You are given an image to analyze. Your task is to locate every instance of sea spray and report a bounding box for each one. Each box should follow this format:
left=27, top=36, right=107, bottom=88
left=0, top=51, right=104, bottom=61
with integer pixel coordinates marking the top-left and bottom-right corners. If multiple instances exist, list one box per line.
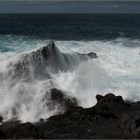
left=0, top=37, right=140, bottom=122
left=0, top=41, right=97, bottom=122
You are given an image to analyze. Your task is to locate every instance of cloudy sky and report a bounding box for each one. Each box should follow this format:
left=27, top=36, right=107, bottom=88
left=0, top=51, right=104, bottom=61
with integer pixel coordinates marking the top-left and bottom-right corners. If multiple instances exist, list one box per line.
left=0, top=0, right=140, bottom=13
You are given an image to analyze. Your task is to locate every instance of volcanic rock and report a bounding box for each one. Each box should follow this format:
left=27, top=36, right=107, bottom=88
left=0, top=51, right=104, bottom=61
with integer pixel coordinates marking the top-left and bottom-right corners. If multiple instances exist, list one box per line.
left=9, top=41, right=98, bottom=81
left=0, top=120, right=38, bottom=139
left=1, top=93, right=140, bottom=139
left=47, top=88, right=78, bottom=111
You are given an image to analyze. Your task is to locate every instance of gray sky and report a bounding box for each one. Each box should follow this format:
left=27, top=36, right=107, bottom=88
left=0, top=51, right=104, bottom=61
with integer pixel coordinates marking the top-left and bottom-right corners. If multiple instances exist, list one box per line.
left=0, top=0, right=140, bottom=13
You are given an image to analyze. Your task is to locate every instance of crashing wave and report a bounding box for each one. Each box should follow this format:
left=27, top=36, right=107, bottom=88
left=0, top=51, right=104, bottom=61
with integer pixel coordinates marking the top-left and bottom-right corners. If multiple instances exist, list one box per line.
left=8, top=41, right=97, bottom=81
left=0, top=41, right=97, bottom=122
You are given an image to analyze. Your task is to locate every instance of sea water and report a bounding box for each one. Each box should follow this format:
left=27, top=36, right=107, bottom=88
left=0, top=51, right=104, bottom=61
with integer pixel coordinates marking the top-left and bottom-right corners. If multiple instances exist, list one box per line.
left=0, top=14, right=140, bottom=122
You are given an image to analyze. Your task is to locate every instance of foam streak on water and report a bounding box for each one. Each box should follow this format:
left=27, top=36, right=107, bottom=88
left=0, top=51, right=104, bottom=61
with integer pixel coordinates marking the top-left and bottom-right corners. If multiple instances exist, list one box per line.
left=0, top=35, right=140, bottom=122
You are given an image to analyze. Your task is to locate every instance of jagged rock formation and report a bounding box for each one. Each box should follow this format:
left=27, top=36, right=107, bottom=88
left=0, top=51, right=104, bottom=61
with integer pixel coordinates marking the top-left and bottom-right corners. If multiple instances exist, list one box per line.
left=49, top=88, right=78, bottom=110
left=8, top=41, right=97, bottom=81
left=1, top=93, right=140, bottom=139
left=45, top=88, right=78, bottom=113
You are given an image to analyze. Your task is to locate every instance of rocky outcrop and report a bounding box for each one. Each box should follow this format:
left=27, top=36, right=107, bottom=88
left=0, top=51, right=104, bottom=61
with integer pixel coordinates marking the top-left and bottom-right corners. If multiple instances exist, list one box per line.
left=1, top=93, right=140, bottom=139
left=45, top=88, right=78, bottom=112
left=50, top=88, right=78, bottom=110
left=76, top=52, right=98, bottom=59
left=0, top=121, right=38, bottom=139
left=9, top=41, right=97, bottom=81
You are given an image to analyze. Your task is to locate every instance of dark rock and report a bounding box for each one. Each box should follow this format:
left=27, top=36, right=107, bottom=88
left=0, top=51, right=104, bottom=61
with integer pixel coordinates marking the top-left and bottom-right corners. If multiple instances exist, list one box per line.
left=9, top=41, right=97, bottom=81
left=96, top=93, right=125, bottom=106
left=51, top=88, right=64, bottom=101
left=50, top=88, right=78, bottom=110
left=76, top=51, right=98, bottom=59
left=94, top=93, right=128, bottom=120
left=96, top=94, right=103, bottom=102
left=39, top=118, right=45, bottom=123
left=0, top=116, right=3, bottom=123
left=115, top=96, right=125, bottom=104
left=48, top=40, right=55, bottom=48
left=104, top=93, right=115, bottom=98
left=1, top=93, right=140, bottom=139
left=0, top=120, right=38, bottom=139
left=40, top=41, right=57, bottom=58
left=87, top=52, right=98, bottom=58
left=36, top=93, right=140, bottom=139
left=135, top=118, right=140, bottom=128
left=0, top=130, right=6, bottom=139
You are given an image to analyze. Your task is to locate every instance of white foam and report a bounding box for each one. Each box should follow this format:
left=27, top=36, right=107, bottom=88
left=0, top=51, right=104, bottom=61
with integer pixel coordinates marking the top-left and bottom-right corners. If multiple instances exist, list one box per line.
left=0, top=36, right=140, bottom=122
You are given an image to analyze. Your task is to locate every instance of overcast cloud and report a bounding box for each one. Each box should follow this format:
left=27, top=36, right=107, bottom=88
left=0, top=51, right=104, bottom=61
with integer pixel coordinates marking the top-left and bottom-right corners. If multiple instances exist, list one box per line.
left=0, top=0, right=140, bottom=13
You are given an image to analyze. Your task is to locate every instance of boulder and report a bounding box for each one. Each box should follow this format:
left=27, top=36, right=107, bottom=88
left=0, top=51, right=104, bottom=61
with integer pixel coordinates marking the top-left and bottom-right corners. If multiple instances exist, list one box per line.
left=0, top=120, right=38, bottom=139
left=50, top=88, right=78, bottom=110
left=9, top=41, right=98, bottom=81
left=87, top=52, right=98, bottom=58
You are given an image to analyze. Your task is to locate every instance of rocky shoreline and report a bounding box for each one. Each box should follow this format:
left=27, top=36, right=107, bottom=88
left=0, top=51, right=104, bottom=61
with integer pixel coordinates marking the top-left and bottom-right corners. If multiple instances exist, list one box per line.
left=0, top=91, right=140, bottom=139
left=0, top=41, right=139, bottom=139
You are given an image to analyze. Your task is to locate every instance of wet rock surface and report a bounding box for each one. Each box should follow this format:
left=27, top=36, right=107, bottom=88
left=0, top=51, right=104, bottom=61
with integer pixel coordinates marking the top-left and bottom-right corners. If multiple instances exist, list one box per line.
left=1, top=93, right=140, bottom=139
left=9, top=41, right=97, bottom=82
left=50, top=88, right=78, bottom=110
left=45, top=88, right=78, bottom=113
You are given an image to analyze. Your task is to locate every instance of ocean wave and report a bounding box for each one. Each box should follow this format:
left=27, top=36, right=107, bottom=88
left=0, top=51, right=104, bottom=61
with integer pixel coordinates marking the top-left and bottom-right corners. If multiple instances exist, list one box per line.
left=0, top=40, right=97, bottom=122
left=0, top=36, right=140, bottom=122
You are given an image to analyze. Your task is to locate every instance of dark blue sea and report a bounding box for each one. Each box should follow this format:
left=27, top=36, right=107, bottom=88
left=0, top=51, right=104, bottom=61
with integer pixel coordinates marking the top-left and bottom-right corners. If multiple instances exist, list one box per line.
left=0, top=14, right=140, bottom=40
